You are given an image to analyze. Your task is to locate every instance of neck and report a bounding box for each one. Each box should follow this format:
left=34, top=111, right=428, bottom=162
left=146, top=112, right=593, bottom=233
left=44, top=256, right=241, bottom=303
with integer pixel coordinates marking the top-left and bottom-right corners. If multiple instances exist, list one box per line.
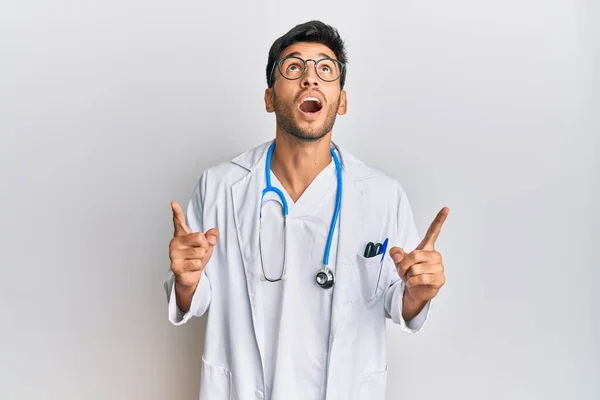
left=270, top=130, right=333, bottom=202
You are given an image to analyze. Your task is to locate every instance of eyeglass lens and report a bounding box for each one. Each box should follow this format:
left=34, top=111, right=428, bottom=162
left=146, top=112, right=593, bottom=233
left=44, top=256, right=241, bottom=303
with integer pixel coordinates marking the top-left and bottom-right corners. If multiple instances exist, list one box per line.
left=278, top=57, right=342, bottom=82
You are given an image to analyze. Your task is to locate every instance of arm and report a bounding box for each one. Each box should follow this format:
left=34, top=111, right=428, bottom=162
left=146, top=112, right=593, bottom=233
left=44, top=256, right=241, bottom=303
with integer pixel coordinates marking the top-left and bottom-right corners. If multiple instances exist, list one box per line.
left=384, top=184, right=431, bottom=333
left=385, top=183, right=447, bottom=333
left=164, top=172, right=217, bottom=325
left=164, top=268, right=212, bottom=325
left=390, top=205, right=448, bottom=331
left=385, top=279, right=432, bottom=334
left=402, top=290, right=429, bottom=321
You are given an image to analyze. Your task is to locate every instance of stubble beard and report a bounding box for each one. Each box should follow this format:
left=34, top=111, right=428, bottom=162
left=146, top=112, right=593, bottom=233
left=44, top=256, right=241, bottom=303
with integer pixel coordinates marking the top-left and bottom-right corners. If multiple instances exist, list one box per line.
left=273, top=91, right=339, bottom=143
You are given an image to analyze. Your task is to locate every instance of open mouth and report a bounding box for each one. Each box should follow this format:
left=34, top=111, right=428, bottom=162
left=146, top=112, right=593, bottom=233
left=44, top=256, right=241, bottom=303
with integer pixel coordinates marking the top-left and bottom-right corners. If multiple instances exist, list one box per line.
left=299, top=96, right=323, bottom=114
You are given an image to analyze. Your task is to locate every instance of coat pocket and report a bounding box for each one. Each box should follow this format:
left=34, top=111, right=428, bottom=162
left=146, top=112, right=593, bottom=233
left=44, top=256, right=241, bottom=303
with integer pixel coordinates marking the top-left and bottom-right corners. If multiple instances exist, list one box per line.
left=355, top=253, right=388, bottom=304
left=359, top=367, right=388, bottom=400
left=199, top=356, right=232, bottom=400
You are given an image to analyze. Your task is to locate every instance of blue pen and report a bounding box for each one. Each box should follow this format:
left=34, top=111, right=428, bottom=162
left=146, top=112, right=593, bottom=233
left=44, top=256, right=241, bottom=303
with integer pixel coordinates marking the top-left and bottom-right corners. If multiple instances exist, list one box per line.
left=379, top=238, right=389, bottom=262
left=374, top=238, right=389, bottom=295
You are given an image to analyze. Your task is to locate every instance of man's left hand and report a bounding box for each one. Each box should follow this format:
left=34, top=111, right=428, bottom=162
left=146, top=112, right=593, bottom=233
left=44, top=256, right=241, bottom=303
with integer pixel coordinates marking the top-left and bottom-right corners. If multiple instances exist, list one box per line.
left=390, top=207, right=449, bottom=303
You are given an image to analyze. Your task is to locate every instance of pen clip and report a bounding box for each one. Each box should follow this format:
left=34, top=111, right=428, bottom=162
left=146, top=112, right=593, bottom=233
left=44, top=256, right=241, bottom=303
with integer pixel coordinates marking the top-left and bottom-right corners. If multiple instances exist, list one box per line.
left=379, top=238, right=389, bottom=263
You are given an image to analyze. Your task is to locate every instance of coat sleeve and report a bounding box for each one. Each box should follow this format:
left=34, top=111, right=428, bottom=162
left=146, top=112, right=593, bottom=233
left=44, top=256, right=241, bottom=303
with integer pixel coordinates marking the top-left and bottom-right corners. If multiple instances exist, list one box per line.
left=164, top=171, right=212, bottom=325
left=384, top=182, right=432, bottom=334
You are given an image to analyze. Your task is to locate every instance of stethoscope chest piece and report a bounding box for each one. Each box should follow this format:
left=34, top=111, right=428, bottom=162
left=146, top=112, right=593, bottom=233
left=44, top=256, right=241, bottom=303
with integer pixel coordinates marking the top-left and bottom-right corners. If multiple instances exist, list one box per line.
left=315, top=268, right=335, bottom=289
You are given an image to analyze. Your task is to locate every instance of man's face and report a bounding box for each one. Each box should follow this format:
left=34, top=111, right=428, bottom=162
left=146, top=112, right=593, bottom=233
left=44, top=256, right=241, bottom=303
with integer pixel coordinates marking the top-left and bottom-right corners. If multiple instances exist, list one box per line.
left=265, top=42, right=347, bottom=143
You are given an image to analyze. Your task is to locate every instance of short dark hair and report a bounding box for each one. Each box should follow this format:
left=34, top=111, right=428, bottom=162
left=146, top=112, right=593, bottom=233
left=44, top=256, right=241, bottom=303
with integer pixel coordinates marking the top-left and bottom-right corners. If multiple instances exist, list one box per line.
left=266, top=20, right=348, bottom=89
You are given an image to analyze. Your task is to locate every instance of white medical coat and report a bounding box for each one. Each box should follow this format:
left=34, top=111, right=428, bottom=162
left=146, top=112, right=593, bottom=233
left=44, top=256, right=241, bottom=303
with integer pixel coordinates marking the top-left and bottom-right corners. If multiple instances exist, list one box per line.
left=259, top=158, right=339, bottom=400
left=165, top=140, right=432, bottom=400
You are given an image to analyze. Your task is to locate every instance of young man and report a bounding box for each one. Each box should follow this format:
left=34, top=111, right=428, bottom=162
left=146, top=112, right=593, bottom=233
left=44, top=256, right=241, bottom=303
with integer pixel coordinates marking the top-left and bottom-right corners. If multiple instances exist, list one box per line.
left=166, top=20, right=448, bottom=400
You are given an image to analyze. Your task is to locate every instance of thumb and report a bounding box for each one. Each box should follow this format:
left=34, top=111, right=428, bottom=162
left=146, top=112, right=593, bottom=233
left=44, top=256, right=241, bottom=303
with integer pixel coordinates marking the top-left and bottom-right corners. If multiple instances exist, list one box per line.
left=389, top=246, right=407, bottom=264
left=390, top=247, right=411, bottom=280
left=205, top=228, right=220, bottom=246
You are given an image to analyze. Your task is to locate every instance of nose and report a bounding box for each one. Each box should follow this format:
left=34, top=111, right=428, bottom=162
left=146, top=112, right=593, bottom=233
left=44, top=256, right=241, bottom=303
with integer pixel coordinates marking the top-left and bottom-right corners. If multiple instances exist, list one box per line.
left=300, top=60, right=319, bottom=87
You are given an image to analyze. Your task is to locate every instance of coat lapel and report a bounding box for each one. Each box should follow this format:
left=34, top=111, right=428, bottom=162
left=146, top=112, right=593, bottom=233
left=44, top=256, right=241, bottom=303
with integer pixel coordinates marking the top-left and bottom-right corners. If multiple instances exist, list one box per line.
left=230, top=141, right=272, bottom=377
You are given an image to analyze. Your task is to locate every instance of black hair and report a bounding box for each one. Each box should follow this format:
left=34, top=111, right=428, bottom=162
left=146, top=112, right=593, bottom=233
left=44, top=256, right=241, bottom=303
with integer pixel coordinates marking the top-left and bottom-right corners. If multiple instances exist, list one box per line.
left=266, top=20, right=348, bottom=89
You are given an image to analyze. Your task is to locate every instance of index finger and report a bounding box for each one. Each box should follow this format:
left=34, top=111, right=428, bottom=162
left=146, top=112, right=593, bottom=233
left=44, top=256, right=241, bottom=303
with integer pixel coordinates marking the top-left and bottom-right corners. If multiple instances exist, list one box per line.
left=417, top=206, right=449, bottom=251
left=171, top=201, right=191, bottom=237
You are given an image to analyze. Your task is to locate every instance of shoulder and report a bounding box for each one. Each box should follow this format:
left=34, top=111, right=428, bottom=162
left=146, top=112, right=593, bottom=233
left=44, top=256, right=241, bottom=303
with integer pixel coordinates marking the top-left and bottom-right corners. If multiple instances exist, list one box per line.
left=336, top=144, right=408, bottom=200
left=192, top=141, right=271, bottom=193
left=338, top=144, right=420, bottom=247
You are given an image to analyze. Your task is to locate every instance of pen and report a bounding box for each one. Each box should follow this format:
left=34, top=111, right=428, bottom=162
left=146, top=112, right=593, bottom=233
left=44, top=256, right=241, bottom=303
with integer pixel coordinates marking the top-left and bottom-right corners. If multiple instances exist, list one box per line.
left=379, top=238, right=388, bottom=262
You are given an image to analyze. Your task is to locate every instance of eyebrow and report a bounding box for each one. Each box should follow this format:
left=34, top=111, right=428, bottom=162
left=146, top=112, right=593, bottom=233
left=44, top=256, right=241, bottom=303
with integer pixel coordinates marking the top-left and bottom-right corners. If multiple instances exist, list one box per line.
left=283, top=51, right=336, bottom=60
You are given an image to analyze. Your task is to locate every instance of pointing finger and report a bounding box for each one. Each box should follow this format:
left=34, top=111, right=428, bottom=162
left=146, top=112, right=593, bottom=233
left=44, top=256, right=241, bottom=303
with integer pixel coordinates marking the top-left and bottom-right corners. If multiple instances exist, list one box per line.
left=417, top=207, right=449, bottom=251
left=171, top=201, right=190, bottom=237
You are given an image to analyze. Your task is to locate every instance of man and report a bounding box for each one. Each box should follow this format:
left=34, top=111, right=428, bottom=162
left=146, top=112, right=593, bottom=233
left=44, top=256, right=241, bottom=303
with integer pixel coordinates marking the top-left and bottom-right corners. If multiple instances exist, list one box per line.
left=166, top=20, right=448, bottom=400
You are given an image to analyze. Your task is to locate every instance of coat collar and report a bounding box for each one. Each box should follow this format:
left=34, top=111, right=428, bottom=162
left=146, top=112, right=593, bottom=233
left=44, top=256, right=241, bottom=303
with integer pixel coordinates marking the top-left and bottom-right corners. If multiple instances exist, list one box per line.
left=230, top=139, right=374, bottom=182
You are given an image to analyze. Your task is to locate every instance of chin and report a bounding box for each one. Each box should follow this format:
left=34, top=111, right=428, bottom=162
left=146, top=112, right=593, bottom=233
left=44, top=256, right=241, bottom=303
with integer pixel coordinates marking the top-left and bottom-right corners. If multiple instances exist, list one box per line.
left=286, top=125, right=330, bottom=143
left=276, top=106, right=337, bottom=143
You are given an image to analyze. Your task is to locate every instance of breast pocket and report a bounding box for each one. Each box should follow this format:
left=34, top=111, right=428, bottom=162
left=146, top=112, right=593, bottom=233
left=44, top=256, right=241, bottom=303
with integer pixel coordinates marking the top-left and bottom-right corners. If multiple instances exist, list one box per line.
left=355, top=253, right=388, bottom=305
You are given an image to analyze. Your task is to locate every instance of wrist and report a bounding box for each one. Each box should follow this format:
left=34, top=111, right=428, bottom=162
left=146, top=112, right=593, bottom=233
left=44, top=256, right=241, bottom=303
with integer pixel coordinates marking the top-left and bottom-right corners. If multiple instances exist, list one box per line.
left=174, top=278, right=199, bottom=314
left=175, top=278, right=199, bottom=295
left=402, top=288, right=427, bottom=320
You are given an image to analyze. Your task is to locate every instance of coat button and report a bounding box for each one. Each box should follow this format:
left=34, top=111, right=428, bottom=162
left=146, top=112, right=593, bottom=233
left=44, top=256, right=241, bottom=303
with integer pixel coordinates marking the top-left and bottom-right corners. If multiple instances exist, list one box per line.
left=255, top=390, right=264, bottom=399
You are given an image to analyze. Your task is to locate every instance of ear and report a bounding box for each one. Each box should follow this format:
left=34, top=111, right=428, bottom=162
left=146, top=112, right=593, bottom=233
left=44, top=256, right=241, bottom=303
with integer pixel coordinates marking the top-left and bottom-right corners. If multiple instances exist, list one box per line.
left=337, top=90, right=347, bottom=115
left=264, top=88, right=275, bottom=113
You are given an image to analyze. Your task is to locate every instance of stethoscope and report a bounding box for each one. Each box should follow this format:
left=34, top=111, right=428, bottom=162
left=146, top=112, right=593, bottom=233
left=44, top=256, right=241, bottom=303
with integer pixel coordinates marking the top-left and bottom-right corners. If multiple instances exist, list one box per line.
left=259, top=141, right=342, bottom=289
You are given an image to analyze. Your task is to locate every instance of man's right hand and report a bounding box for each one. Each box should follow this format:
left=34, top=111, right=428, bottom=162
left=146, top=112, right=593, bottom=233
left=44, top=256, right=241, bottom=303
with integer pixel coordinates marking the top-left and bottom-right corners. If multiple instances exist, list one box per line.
left=169, top=201, right=219, bottom=297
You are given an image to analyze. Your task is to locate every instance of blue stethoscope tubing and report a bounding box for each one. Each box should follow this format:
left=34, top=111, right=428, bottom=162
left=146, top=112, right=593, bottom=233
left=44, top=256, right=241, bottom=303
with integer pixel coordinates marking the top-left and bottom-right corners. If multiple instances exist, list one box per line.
left=259, top=140, right=343, bottom=287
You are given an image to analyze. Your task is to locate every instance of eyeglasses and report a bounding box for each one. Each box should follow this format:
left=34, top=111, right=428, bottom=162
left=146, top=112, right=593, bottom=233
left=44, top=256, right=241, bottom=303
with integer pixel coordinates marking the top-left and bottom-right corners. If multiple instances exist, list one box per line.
left=270, top=56, right=345, bottom=86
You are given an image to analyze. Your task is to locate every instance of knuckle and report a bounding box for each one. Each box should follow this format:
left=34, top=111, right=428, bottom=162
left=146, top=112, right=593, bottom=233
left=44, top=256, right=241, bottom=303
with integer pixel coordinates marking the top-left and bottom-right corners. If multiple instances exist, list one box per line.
left=194, top=247, right=207, bottom=259
left=171, top=260, right=183, bottom=274
left=412, top=250, right=424, bottom=263
left=195, top=260, right=205, bottom=271
left=409, top=265, right=419, bottom=276
left=401, top=264, right=411, bottom=275
left=169, top=250, right=179, bottom=264
left=185, top=259, right=201, bottom=271
left=407, top=252, right=417, bottom=263
left=195, top=232, right=207, bottom=246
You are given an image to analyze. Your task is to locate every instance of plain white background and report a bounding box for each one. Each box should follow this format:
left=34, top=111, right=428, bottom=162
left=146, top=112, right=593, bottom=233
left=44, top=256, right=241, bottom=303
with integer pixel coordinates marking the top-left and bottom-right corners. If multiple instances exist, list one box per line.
left=1, top=1, right=598, bottom=399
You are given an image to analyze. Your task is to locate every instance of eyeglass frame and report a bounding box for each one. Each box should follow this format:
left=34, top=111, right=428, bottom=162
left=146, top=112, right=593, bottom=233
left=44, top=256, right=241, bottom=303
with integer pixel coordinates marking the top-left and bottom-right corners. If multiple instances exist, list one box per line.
left=268, top=56, right=346, bottom=88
